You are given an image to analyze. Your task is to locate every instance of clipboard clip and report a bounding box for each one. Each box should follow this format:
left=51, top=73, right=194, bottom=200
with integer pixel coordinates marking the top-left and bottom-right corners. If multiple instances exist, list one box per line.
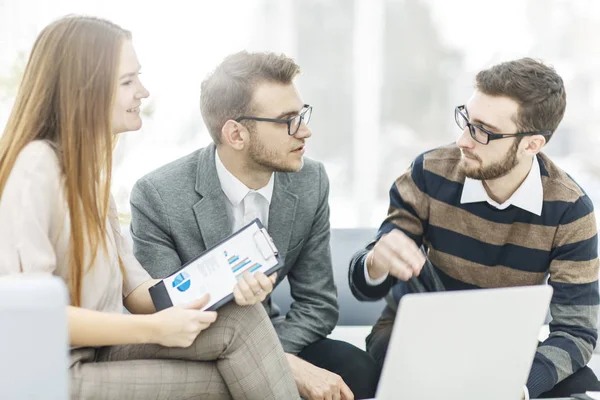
left=253, top=227, right=279, bottom=259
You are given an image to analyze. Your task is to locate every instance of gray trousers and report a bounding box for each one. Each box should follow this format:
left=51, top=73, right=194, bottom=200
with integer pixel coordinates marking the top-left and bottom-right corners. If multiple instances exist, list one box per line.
left=69, top=302, right=300, bottom=400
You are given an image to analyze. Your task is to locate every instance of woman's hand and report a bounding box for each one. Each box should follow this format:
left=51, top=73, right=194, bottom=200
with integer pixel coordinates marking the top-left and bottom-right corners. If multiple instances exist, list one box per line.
left=149, top=294, right=217, bottom=347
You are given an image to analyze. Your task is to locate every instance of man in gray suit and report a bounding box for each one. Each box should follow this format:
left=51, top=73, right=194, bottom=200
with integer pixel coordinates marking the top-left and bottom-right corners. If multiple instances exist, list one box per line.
left=130, top=51, right=378, bottom=400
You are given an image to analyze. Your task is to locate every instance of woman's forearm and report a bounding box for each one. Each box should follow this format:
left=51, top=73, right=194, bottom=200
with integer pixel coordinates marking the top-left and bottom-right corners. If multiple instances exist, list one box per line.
left=124, top=279, right=160, bottom=315
left=68, top=306, right=156, bottom=347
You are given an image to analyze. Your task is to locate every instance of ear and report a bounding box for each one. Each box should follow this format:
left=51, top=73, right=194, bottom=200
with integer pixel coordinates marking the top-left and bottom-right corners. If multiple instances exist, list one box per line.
left=522, top=134, right=546, bottom=155
left=221, top=120, right=249, bottom=150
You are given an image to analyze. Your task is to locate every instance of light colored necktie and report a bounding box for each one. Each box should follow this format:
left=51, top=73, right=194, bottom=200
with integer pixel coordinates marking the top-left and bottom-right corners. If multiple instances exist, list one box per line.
left=242, top=191, right=262, bottom=226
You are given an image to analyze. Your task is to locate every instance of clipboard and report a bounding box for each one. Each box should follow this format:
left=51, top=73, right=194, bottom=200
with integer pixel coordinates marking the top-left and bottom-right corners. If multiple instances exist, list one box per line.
left=149, top=219, right=281, bottom=312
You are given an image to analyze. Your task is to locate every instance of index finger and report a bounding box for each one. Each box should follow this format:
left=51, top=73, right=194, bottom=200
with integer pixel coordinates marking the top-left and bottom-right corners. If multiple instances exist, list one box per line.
left=403, top=245, right=426, bottom=275
left=340, top=381, right=354, bottom=400
left=197, top=311, right=218, bottom=323
left=183, top=294, right=210, bottom=310
left=254, top=272, right=274, bottom=293
left=236, top=274, right=255, bottom=300
left=241, top=272, right=262, bottom=295
left=386, top=231, right=425, bottom=271
left=332, top=389, right=341, bottom=400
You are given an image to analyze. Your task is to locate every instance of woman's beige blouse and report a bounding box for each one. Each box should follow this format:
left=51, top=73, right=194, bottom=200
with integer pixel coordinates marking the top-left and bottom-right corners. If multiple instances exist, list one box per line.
left=0, top=140, right=150, bottom=313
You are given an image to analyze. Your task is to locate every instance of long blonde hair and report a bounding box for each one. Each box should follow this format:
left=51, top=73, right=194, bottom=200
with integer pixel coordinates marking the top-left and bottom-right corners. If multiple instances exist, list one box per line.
left=0, top=16, right=131, bottom=306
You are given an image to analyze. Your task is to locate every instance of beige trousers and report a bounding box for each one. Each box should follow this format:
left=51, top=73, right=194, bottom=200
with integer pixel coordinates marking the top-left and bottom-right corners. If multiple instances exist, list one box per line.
left=69, top=302, right=300, bottom=400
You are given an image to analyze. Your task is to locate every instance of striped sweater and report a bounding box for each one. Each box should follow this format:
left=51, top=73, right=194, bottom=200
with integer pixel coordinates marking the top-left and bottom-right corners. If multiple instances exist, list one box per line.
left=349, top=144, right=599, bottom=398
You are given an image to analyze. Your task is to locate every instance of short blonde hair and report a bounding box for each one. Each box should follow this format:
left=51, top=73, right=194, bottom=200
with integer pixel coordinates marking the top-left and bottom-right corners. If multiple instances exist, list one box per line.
left=200, top=51, right=301, bottom=144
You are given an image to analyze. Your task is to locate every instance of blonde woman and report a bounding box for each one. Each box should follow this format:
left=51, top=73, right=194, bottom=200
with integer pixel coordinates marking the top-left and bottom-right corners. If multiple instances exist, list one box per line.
left=0, top=15, right=299, bottom=400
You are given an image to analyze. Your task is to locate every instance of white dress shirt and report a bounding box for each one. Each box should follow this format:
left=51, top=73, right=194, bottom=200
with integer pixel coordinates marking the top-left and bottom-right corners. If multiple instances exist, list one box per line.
left=460, top=156, right=543, bottom=216
left=215, top=150, right=274, bottom=233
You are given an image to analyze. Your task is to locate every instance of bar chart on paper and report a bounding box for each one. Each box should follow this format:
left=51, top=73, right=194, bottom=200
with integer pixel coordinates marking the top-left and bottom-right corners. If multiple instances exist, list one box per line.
left=224, top=250, right=263, bottom=278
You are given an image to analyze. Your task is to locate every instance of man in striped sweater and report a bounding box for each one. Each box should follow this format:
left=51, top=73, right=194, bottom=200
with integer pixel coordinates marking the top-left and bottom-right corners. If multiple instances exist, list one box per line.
left=349, top=58, right=600, bottom=399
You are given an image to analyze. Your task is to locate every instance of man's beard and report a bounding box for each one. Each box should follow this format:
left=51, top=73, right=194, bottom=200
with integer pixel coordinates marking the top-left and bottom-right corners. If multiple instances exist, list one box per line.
left=461, top=138, right=521, bottom=180
left=247, top=133, right=303, bottom=173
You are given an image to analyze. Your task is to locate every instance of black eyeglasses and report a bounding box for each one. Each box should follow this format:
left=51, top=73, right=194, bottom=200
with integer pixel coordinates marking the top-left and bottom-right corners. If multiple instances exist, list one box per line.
left=235, top=104, right=312, bottom=136
left=454, top=105, right=551, bottom=145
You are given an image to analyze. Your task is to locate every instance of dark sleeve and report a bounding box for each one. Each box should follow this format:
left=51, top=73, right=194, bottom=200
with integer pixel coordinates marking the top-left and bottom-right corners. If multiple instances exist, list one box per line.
left=527, top=196, right=599, bottom=397
left=349, top=154, right=429, bottom=301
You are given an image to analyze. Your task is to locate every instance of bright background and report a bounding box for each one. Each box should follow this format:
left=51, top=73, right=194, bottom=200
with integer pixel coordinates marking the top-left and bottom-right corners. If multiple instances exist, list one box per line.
left=2, top=0, right=599, bottom=227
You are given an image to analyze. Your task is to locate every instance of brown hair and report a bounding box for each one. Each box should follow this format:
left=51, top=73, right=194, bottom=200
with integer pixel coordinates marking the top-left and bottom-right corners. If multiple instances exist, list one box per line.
left=200, top=51, right=301, bottom=144
left=475, top=58, right=566, bottom=142
left=0, top=15, right=130, bottom=306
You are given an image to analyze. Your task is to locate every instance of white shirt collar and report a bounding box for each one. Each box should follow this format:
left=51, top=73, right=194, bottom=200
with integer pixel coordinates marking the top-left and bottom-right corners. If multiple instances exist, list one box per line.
left=460, top=156, right=543, bottom=216
left=215, top=149, right=274, bottom=206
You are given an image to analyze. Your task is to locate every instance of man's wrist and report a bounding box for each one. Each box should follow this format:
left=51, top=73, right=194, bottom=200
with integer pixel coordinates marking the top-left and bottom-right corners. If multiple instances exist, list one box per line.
left=285, top=353, right=305, bottom=389
left=285, top=352, right=301, bottom=370
left=364, top=251, right=389, bottom=285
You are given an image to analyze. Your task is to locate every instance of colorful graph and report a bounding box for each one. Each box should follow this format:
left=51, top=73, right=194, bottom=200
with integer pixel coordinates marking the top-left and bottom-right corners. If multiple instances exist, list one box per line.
left=224, top=250, right=262, bottom=277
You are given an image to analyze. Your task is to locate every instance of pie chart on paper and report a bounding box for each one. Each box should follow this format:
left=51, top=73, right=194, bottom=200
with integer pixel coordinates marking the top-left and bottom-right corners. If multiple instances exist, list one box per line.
left=172, top=271, right=191, bottom=292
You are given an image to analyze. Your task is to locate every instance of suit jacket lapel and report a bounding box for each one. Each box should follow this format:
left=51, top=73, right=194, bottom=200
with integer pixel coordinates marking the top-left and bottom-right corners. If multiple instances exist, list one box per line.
left=268, top=172, right=299, bottom=258
left=192, top=144, right=230, bottom=249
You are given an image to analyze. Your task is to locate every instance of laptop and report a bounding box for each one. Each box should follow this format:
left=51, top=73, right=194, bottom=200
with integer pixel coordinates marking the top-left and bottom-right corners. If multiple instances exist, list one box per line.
left=0, top=275, right=69, bottom=399
left=374, top=285, right=553, bottom=400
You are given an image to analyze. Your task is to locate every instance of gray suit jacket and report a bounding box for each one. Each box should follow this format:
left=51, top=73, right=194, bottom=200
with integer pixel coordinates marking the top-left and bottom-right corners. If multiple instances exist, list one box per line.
left=130, top=143, right=339, bottom=354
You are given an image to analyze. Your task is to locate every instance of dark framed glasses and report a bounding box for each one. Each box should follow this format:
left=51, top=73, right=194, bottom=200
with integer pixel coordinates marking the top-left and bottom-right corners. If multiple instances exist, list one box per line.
left=235, top=104, right=313, bottom=136
left=454, top=105, right=551, bottom=145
